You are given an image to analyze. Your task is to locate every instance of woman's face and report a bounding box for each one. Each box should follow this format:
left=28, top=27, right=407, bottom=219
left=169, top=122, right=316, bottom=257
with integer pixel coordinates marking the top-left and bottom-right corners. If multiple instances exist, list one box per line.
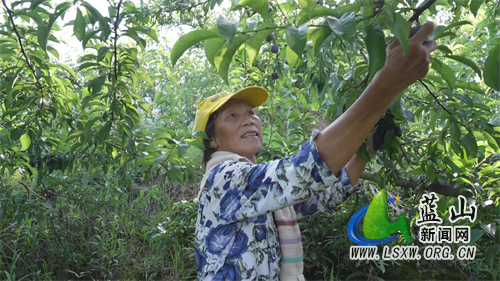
left=210, top=99, right=263, bottom=163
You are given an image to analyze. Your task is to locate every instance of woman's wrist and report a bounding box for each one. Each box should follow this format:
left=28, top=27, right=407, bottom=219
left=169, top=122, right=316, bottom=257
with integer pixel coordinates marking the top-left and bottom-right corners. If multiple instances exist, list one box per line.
left=372, top=68, right=408, bottom=98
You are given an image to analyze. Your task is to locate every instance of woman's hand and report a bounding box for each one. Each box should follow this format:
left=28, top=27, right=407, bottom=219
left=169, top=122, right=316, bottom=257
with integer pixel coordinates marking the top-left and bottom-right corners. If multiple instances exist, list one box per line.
left=376, top=21, right=438, bottom=95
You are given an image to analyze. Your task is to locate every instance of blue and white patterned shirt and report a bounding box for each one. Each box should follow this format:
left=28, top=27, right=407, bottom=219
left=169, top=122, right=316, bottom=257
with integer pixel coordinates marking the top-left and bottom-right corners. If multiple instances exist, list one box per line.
left=195, top=130, right=358, bottom=280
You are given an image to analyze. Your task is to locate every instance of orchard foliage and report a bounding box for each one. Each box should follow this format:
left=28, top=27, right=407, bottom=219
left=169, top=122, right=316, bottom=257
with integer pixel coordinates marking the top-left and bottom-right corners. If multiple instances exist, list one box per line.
left=0, top=0, right=499, bottom=279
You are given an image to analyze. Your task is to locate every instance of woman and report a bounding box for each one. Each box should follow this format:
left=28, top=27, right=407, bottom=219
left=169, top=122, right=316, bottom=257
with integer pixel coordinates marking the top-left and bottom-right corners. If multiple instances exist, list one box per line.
left=192, top=22, right=437, bottom=280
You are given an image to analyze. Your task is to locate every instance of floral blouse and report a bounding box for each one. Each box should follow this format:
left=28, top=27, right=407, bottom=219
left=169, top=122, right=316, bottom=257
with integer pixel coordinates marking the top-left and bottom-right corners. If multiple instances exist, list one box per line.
left=194, top=130, right=358, bottom=280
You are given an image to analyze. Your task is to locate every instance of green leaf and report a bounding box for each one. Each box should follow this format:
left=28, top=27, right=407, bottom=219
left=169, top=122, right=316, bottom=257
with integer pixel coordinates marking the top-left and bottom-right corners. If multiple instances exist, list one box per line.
left=470, top=0, right=484, bottom=17
left=365, top=24, right=386, bottom=82
left=432, top=59, right=456, bottom=89
left=381, top=12, right=410, bottom=54
left=59, top=64, right=76, bottom=78
left=47, top=46, right=59, bottom=59
left=37, top=23, right=49, bottom=52
left=82, top=2, right=110, bottom=41
left=327, top=12, right=356, bottom=44
left=443, top=157, right=461, bottom=173
left=112, top=147, right=118, bottom=159
left=97, top=46, right=110, bottom=62
left=133, top=26, right=159, bottom=42
left=237, top=0, right=269, bottom=22
left=20, top=131, right=31, bottom=151
left=488, top=187, right=500, bottom=198
left=453, top=93, right=473, bottom=106
left=435, top=21, right=472, bottom=39
left=484, top=131, right=499, bottom=151
left=74, top=8, right=86, bottom=41
left=462, top=131, right=478, bottom=158
left=484, top=42, right=500, bottom=91
left=286, top=46, right=300, bottom=70
left=205, top=37, right=227, bottom=67
left=30, top=0, right=46, bottom=10
left=82, top=30, right=99, bottom=49
left=298, top=0, right=317, bottom=19
left=178, top=142, right=189, bottom=156
left=185, top=138, right=205, bottom=150
left=295, top=3, right=361, bottom=26
left=245, top=25, right=276, bottom=65
left=214, top=35, right=249, bottom=85
left=98, top=122, right=111, bottom=143
left=285, top=23, right=308, bottom=56
left=446, top=55, right=482, bottom=78
left=467, top=229, right=483, bottom=245
left=426, top=165, right=436, bottom=182
left=171, top=30, right=220, bottom=66
left=216, top=16, right=237, bottom=41
left=90, top=75, right=106, bottom=95
left=310, top=27, right=332, bottom=55
left=485, top=245, right=500, bottom=267
left=0, top=45, right=16, bottom=59
left=437, top=45, right=453, bottom=54
left=10, top=127, right=24, bottom=141
left=138, top=71, right=154, bottom=87
left=456, top=82, right=484, bottom=94
left=193, top=131, right=209, bottom=140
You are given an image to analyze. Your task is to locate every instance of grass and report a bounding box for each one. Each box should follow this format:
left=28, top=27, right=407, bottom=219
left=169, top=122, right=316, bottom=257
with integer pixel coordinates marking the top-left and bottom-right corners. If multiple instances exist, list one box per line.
left=1, top=169, right=498, bottom=280
left=0, top=169, right=200, bottom=280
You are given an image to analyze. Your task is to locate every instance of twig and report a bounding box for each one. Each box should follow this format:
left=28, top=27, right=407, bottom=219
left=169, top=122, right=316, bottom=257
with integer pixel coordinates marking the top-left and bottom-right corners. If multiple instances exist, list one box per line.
left=401, top=137, right=437, bottom=146
left=354, top=40, right=368, bottom=62
left=19, top=181, right=46, bottom=200
left=2, top=0, right=45, bottom=107
left=409, top=0, right=437, bottom=22
left=406, top=96, right=431, bottom=105
left=472, top=153, right=494, bottom=174
left=419, top=80, right=467, bottom=127
left=277, top=2, right=292, bottom=25
left=419, top=80, right=452, bottom=114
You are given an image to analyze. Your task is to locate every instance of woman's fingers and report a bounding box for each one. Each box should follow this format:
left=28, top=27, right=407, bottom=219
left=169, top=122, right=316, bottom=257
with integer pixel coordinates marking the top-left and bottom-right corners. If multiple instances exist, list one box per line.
left=410, top=21, right=435, bottom=43
left=423, top=39, right=438, bottom=53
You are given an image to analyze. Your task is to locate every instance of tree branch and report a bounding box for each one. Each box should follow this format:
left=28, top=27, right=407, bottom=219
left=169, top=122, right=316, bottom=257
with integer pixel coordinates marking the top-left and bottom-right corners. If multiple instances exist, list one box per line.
left=409, top=0, right=437, bottom=22
left=2, top=0, right=45, bottom=106
left=360, top=171, right=474, bottom=198
left=419, top=80, right=467, bottom=127
left=472, top=153, right=494, bottom=174
left=419, top=80, right=452, bottom=115
left=354, top=40, right=368, bottom=63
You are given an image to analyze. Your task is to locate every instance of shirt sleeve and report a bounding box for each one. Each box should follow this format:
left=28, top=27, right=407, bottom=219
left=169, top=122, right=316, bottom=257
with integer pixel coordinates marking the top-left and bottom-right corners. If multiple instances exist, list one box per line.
left=293, top=166, right=360, bottom=220
left=199, top=129, right=359, bottom=224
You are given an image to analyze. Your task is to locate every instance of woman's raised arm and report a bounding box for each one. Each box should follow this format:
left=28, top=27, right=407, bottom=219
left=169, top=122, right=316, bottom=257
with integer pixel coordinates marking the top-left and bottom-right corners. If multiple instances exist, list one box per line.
left=316, top=21, right=437, bottom=175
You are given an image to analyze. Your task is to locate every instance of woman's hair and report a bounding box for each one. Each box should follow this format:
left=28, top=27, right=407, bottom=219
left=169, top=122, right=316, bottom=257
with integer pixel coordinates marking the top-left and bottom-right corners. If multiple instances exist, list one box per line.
left=202, top=111, right=218, bottom=166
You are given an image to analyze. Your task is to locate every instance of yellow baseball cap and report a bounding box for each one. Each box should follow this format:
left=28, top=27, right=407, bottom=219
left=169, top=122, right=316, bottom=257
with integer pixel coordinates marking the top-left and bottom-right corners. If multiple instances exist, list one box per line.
left=192, top=86, right=269, bottom=143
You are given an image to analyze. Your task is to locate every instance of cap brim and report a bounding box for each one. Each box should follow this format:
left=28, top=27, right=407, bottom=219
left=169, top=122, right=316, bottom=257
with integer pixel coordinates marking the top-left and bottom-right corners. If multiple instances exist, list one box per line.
left=211, top=86, right=269, bottom=114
